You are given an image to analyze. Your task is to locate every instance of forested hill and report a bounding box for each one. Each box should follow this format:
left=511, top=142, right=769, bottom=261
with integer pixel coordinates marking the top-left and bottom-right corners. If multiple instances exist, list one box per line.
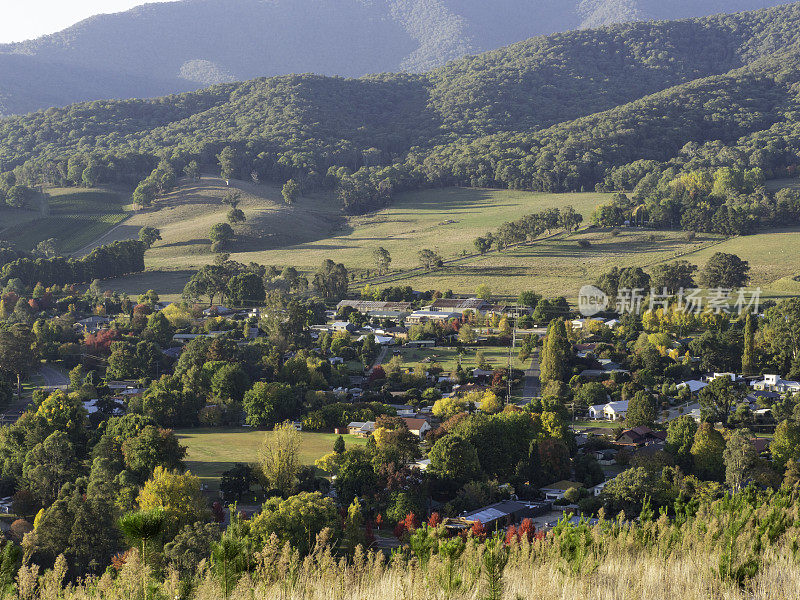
left=4, top=3, right=800, bottom=220
left=0, top=0, right=794, bottom=115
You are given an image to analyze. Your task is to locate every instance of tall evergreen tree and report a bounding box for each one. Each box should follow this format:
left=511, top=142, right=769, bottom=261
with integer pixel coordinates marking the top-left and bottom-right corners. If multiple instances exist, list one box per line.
left=742, top=313, right=757, bottom=376
left=540, top=319, right=570, bottom=385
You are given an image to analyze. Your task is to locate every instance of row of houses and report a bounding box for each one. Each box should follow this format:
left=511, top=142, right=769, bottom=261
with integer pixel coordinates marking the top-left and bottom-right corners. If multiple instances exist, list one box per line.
left=335, top=297, right=516, bottom=326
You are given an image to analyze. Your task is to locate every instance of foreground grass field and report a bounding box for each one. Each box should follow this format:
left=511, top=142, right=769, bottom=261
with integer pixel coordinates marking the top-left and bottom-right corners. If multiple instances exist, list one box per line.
left=175, top=428, right=367, bottom=492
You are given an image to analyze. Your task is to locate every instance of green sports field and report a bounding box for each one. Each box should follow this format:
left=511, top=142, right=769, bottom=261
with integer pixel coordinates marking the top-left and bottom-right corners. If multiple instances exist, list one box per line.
left=175, top=428, right=367, bottom=491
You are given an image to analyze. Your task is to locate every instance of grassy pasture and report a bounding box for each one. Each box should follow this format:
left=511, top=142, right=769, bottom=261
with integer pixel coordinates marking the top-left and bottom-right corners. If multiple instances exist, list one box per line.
left=236, top=187, right=605, bottom=270
left=0, top=206, right=39, bottom=231
left=175, top=428, right=367, bottom=491
left=94, top=178, right=800, bottom=302
left=1, top=187, right=129, bottom=253
left=677, top=227, right=800, bottom=299
left=113, top=176, right=344, bottom=271
left=101, top=181, right=609, bottom=298
left=387, top=227, right=725, bottom=299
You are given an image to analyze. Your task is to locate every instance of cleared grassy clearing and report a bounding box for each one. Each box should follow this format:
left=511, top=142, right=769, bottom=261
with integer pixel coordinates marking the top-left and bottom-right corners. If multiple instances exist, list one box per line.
left=390, top=227, right=724, bottom=299
left=2, top=187, right=130, bottom=253
left=114, top=176, right=344, bottom=271
left=97, top=270, right=197, bottom=302
left=175, top=428, right=367, bottom=491
left=238, top=187, right=604, bottom=270
left=677, top=227, right=800, bottom=298
left=0, top=206, right=39, bottom=231
left=99, top=182, right=607, bottom=297
left=94, top=180, right=800, bottom=302
left=384, top=345, right=528, bottom=372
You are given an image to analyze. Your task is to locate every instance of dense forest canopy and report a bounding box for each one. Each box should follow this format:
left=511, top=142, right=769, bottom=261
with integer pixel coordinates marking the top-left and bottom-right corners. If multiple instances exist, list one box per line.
left=4, top=4, right=800, bottom=228
left=0, top=0, right=794, bottom=115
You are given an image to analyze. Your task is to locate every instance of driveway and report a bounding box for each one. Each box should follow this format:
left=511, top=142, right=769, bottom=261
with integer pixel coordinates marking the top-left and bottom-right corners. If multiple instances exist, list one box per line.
left=662, top=401, right=700, bottom=423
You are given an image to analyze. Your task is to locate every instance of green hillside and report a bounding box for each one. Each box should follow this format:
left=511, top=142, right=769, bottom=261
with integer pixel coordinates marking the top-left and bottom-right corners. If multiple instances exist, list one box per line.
left=0, top=0, right=793, bottom=115
left=89, top=178, right=800, bottom=303
left=4, top=4, right=800, bottom=299
left=4, top=3, right=800, bottom=197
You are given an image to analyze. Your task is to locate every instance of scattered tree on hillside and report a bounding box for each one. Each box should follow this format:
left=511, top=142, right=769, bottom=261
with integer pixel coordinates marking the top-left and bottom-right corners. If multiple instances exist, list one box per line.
left=282, top=179, right=301, bottom=205
left=138, top=227, right=162, bottom=249
left=474, top=236, right=492, bottom=254
left=227, top=208, right=246, bottom=224
left=699, top=252, right=750, bottom=289
left=650, top=260, right=697, bottom=293
left=217, top=146, right=239, bottom=181
left=372, top=246, right=391, bottom=274
left=184, top=160, right=200, bottom=180
left=209, top=222, right=234, bottom=252
left=418, top=249, right=442, bottom=271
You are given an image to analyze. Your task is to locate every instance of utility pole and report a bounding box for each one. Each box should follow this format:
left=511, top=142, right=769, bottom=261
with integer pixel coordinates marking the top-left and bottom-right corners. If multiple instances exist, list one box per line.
left=507, top=303, right=517, bottom=406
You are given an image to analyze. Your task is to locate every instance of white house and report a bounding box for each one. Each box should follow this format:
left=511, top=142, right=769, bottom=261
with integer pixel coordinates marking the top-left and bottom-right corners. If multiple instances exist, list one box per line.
left=357, top=334, right=396, bottom=346
left=588, top=404, right=606, bottom=420
left=347, top=421, right=376, bottom=436
left=752, top=374, right=800, bottom=394
left=704, top=372, right=743, bottom=383
left=604, top=400, right=629, bottom=421
left=591, top=481, right=610, bottom=496
left=540, top=481, right=585, bottom=501
left=588, top=400, right=628, bottom=421
left=677, top=380, right=708, bottom=394
left=402, top=417, right=432, bottom=439
left=413, top=458, right=431, bottom=471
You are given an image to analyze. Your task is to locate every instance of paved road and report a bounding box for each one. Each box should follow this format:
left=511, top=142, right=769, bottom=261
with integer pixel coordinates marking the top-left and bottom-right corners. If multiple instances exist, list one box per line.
left=521, top=349, right=541, bottom=402
left=38, top=364, right=70, bottom=389
left=368, top=346, right=389, bottom=374
left=1, top=364, right=69, bottom=424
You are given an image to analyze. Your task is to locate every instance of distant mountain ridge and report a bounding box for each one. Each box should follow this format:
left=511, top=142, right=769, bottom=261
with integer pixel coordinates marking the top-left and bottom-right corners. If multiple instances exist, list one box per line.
left=0, top=0, right=795, bottom=115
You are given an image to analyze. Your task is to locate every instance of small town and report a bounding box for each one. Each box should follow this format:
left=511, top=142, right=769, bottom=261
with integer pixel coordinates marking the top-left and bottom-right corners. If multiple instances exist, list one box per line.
left=3, top=1, right=800, bottom=598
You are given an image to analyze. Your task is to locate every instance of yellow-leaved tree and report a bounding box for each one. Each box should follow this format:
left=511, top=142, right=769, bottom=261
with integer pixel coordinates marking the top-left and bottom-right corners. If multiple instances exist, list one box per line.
left=259, top=421, right=302, bottom=495
left=138, top=466, right=208, bottom=532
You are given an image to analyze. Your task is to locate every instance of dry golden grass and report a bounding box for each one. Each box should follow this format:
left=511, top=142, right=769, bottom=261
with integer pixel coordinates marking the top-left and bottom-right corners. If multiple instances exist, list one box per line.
left=25, top=491, right=800, bottom=600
